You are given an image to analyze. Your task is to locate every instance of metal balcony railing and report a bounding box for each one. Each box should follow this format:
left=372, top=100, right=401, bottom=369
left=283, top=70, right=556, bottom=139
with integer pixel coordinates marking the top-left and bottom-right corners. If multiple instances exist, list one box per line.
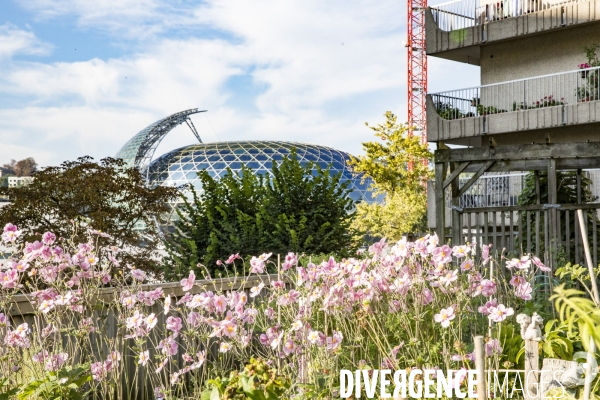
left=430, top=65, right=600, bottom=120
left=458, top=173, right=526, bottom=208
left=431, top=0, right=478, bottom=30
left=431, top=0, right=582, bottom=31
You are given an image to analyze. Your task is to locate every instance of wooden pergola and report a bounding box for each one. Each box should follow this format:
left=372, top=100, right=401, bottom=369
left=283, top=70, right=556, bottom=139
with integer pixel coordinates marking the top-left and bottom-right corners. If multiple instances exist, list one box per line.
left=434, top=141, right=600, bottom=265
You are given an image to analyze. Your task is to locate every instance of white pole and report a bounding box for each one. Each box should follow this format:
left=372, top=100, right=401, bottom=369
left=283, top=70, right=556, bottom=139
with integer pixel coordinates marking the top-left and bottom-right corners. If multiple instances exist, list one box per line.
left=576, top=209, right=599, bottom=400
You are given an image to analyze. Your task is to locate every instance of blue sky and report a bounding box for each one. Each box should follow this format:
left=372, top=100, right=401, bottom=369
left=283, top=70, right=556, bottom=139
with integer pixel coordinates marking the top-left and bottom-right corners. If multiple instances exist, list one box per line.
left=0, top=0, right=479, bottom=167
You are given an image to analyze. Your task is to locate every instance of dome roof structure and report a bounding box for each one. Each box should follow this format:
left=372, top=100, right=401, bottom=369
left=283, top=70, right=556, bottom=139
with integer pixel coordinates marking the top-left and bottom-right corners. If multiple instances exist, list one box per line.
left=148, top=140, right=377, bottom=204
left=116, top=109, right=378, bottom=227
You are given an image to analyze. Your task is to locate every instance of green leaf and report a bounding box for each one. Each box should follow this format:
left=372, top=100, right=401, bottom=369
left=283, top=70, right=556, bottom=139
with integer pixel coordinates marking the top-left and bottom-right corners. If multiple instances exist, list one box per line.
left=516, top=347, right=526, bottom=364
left=210, top=386, right=220, bottom=400
left=201, top=390, right=214, bottom=400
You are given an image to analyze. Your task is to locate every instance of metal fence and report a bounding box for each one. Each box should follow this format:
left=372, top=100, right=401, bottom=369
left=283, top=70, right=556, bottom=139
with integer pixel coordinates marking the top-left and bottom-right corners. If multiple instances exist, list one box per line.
left=455, top=204, right=600, bottom=270
left=430, top=65, right=600, bottom=120
left=431, top=0, right=583, bottom=30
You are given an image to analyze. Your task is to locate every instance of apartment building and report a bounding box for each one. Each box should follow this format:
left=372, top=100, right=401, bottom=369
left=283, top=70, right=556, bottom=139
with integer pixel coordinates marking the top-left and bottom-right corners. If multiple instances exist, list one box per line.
left=8, top=176, right=33, bottom=188
left=425, top=0, right=600, bottom=265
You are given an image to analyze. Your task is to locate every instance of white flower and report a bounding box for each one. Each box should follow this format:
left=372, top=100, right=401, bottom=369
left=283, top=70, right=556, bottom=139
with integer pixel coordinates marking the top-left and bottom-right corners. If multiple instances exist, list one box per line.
left=138, top=350, right=150, bottom=366
left=219, top=342, right=231, bottom=353
left=164, top=295, right=171, bottom=315
left=291, top=320, right=303, bottom=331
left=146, top=314, right=158, bottom=330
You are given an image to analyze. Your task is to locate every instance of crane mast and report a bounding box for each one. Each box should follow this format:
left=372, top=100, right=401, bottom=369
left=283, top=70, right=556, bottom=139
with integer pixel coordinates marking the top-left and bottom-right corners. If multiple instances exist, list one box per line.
left=407, top=0, right=428, bottom=148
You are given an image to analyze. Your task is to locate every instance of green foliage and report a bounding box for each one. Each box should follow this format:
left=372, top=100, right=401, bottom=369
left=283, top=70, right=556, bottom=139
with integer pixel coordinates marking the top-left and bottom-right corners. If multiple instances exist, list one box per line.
left=556, top=263, right=600, bottom=290
left=292, top=374, right=333, bottom=400
left=551, top=285, right=600, bottom=351
left=261, top=151, right=355, bottom=255
left=542, top=319, right=575, bottom=360
left=434, top=101, right=468, bottom=120
left=578, top=44, right=600, bottom=102
left=512, top=95, right=565, bottom=111
left=0, top=378, right=19, bottom=400
left=16, top=364, right=92, bottom=400
left=0, top=173, right=14, bottom=188
left=201, top=358, right=290, bottom=400
left=476, top=104, right=507, bottom=115
left=584, top=43, right=600, bottom=67
left=0, top=157, right=179, bottom=273
left=348, top=111, right=432, bottom=239
left=499, top=323, right=524, bottom=368
left=164, top=151, right=357, bottom=279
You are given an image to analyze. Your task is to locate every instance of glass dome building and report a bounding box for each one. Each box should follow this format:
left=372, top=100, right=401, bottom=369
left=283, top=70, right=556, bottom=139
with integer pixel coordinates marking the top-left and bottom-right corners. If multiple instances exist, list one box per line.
left=116, top=109, right=377, bottom=225
left=147, top=141, right=376, bottom=203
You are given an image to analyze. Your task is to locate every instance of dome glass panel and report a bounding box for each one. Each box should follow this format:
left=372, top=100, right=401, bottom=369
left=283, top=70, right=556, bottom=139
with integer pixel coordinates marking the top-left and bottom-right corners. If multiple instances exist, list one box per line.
left=147, top=141, right=379, bottom=224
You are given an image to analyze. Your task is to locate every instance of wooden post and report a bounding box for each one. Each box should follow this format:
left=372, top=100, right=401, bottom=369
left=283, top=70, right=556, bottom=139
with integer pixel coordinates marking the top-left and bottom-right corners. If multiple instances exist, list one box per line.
left=534, top=170, right=541, bottom=205
left=547, top=159, right=558, bottom=261
left=474, top=336, right=487, bottom=400
left=577, top=169, right=583, bottom=204
left=524, top=339, right=540, bottom=400
left=451, top=162, right=461, bottom=246
left=435, top=161, right=447, bottom=241
left=576, top=209, right=600, bottom=400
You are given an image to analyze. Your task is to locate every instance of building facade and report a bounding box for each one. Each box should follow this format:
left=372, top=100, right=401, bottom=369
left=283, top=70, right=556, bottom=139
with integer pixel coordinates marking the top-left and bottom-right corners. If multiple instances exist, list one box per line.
left=425, top=0, right=600, bottom=266
left=8, top=176, right=33, bottom=188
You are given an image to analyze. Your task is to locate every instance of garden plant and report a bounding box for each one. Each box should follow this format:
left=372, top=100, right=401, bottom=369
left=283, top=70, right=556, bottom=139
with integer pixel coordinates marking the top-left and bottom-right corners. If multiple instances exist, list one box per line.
left=0, top=222, right=599, bottom=399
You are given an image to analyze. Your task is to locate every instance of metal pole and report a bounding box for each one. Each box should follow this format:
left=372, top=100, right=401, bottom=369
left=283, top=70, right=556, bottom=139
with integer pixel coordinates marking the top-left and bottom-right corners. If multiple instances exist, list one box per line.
left=576, top=209, right=599, bottom=400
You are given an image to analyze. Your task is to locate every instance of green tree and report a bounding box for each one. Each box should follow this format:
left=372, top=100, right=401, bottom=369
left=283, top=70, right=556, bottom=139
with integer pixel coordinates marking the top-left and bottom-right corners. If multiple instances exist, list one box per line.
left=0, top=156, right=179, bottom=273
left=0, top=173, right=14, bottom=188
left=348, top=111, right=433, bottom=241
left=261, top=151, right=356, bottom=255
left=3, top=157, right=37, bottom=177
left=164, top=151, right=357, bottom=279
left=165, top=165, right=267, bottom=279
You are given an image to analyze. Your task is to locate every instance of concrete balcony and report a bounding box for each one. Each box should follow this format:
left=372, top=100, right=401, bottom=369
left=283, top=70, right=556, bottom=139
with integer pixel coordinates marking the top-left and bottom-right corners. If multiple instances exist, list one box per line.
left=427, top=0, right=600, bottom=66
left=427, top=66, right=600, bottom=144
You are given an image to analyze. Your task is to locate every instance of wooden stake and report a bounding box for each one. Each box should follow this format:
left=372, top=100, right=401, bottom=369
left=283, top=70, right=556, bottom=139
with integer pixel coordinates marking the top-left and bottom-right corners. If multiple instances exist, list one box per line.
left=576, top=209, right=600, bottom=400
left=524, top=339, right=539, bottom=400
left=474, top=336, right=487, bottom=400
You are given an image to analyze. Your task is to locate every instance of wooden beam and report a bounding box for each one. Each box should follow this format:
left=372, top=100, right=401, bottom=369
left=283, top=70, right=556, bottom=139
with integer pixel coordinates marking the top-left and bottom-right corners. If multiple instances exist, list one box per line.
left=435, top=142, right=600, bottom=163
left=460, top=203, right=600, bottom=213
left=443, top=161, right=470, bottom=189
left=435, top=162, right=447, bottom=240
left=466, top=158, right=600, bottom=172
left=457, top=160, right=495, bottom=197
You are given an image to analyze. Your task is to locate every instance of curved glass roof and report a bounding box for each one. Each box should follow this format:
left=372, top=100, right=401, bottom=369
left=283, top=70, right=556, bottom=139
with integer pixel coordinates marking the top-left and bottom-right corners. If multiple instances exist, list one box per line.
left=115, top=108, right=205, bottom=172
left=148, top=141, right=376, bottom=204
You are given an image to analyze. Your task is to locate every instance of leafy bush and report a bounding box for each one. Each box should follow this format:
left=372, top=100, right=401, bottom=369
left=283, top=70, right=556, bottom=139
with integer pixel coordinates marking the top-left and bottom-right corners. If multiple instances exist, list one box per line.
left=164, top=150, right=357, bottom=280
left=201, top=358, right=290, bottom=400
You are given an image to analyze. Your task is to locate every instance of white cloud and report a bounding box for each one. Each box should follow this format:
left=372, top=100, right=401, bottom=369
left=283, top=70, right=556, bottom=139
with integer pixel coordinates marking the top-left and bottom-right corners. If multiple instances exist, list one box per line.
left=1, top=0, right=480, bottom=166
left=0, top=23, right=52, bottom=59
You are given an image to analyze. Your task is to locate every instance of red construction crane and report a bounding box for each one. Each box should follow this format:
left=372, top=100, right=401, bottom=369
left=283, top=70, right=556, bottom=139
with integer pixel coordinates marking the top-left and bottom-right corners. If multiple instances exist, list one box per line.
left=407, top=0, right=428, bottom=148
